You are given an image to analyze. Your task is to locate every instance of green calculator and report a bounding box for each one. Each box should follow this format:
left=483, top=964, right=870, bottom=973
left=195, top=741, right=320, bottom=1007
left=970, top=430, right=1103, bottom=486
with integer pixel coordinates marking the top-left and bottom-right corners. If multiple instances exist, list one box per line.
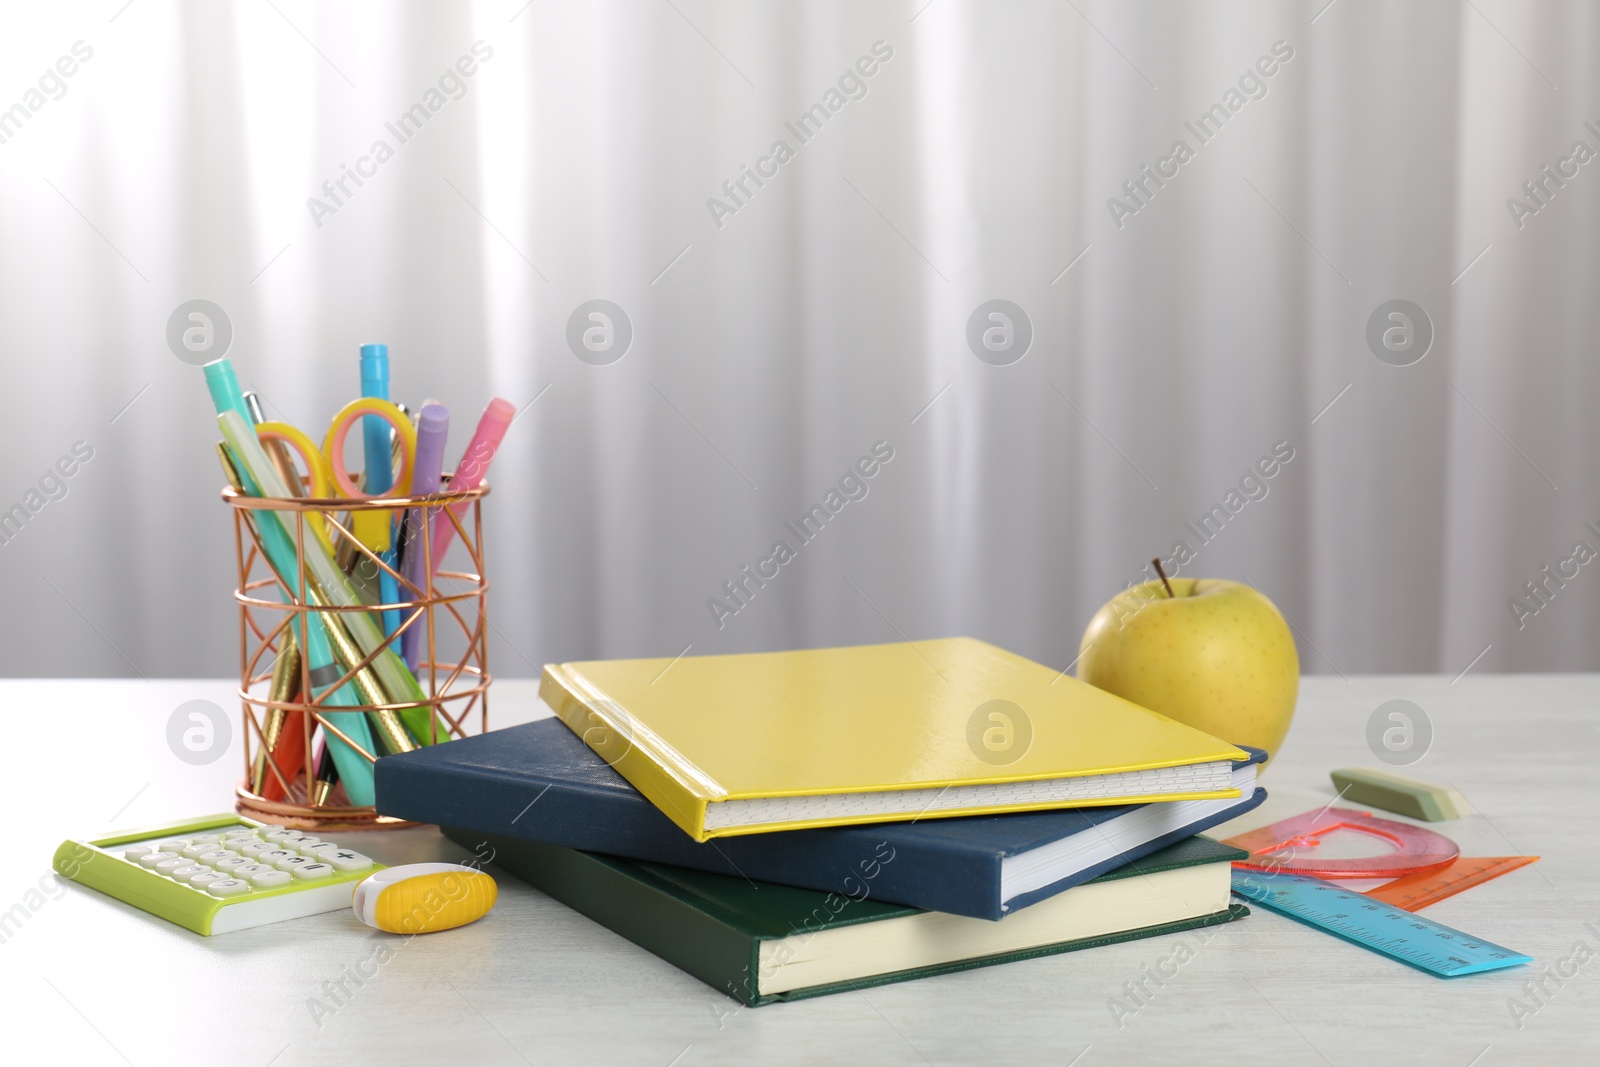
left=54, top=814, right=385, bottom=936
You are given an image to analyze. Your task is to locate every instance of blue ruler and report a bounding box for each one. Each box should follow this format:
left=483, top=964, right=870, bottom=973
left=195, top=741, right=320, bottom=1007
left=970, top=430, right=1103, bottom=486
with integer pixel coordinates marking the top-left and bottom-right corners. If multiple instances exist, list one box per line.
left=1231, top=869, right=1531, bottom=977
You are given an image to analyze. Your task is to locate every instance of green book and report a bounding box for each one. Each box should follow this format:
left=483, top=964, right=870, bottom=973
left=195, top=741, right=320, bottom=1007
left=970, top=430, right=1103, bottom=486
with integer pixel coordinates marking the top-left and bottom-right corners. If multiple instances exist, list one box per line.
left=444, top=827, right=1249, bottom=1006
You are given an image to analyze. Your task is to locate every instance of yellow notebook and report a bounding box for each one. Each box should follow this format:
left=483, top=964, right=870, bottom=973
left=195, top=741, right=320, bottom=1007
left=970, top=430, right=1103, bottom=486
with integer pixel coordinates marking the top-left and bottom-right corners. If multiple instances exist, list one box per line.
left=540, top=637, right=1248, bottom=841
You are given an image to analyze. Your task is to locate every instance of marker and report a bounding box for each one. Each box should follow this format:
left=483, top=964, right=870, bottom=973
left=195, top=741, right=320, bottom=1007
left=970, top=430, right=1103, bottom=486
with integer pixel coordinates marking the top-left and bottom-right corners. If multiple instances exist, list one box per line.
left=402, top=403, right=449, bottom=671
left=251, top=620, right=303, bottom=798
left=203, top=359, right=251, bottom=424
left=358, top=344, right=401, bottom=636
left=260, top=707, right=309, bottom=804
left=430, top=398, right=514, bottom=575
left=359, top=345, right=393, bottom=498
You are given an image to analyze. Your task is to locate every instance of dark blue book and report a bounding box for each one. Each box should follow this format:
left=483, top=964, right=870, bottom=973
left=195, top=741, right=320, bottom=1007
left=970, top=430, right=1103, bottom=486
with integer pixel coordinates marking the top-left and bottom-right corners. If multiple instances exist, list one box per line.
left=375, top=718, right=1266, bottom=920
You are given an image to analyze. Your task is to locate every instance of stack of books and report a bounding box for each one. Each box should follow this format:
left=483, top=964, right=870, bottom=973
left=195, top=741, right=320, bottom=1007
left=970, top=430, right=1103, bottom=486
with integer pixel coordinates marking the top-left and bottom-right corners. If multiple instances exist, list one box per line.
left=375, top=637, right=1265, bottom=1005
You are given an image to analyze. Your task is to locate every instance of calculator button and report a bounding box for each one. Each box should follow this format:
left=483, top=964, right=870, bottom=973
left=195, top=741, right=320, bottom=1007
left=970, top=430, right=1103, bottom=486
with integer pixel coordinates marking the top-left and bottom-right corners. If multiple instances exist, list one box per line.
left=257, top=849, right=298, bottom=866
left=231, top=863, right=275, bottom=880
left=274, top=855, right=315, bottom=873
left=322, top=850, right=374, bottom=873
left=206, top=879, right=251, bottom=897
left=213, top=856, right=252, bottom=873
left=249, top=870, right=292, bottom=888
left=169, top=865, right=210, bottom=881
left=293, top=863, right=335, bottom=881
left=181, top=843, right=217, bottom=859
left=188, top=870, right=225, bottom=887
left=239, top=841, right=278, bottom=858
left=223, top=828, right=259, bottom=840
left=158, top=840, right=189, bottom=853
left=264, top=829, right=306, bottom=844
left=292, top=839, right=326, bottom=855
left=154, top=856, right=191, bottom=874
left=196, top=849, right=239, bottom=865
left=123, top=847, right=153, bottom=861
left=137, top=851, right=181, bottom=868
left=190, top=834, right=222, bottom=844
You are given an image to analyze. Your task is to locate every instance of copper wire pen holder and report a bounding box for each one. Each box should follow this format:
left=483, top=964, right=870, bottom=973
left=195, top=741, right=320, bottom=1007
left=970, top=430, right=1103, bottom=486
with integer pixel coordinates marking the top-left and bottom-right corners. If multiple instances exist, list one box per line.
left=224, top=480, right=492, bottom=831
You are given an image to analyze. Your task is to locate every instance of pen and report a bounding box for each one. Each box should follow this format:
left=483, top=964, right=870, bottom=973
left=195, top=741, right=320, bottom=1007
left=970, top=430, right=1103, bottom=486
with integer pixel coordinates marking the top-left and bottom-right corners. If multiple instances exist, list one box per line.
left=389, top=403, right=413, bottom=582
left=203, top=359, right=252, bottom=425
left=358, top=344, right=402, bottom=636
left=402, top=403, right=449, bottom=671
left=311, top=733, right=340, bottom=807
left=242, top=391, right=302, bottom=495
left=429, top=397, right=514, bottom=576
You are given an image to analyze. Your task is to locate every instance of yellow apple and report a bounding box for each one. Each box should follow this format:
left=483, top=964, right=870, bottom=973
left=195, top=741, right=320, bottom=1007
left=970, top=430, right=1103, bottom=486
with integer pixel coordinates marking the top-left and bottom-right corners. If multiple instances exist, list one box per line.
left=1076, top=577, right=1299, bottom=766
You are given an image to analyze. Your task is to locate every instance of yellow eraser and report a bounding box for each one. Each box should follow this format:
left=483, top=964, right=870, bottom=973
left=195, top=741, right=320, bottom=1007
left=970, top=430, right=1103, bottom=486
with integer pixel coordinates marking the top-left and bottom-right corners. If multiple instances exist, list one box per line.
left=353, top=863, right=497, bottom=934
left=1330, top=768, right=1472, bottom=822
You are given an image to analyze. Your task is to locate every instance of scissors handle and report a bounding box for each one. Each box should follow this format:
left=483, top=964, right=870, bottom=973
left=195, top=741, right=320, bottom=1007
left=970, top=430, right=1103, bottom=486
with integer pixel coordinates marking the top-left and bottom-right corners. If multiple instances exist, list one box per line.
left=255, top=421, right=333, bottom=498
left=323, top=398, right=418, bottom=500
left=254, top=421, right=336, bottom=553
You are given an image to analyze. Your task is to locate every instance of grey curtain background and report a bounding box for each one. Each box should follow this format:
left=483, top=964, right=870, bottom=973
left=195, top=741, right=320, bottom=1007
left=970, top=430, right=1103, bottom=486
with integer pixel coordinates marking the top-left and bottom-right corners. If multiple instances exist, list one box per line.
left=1, top=0, right=1596, bottom=679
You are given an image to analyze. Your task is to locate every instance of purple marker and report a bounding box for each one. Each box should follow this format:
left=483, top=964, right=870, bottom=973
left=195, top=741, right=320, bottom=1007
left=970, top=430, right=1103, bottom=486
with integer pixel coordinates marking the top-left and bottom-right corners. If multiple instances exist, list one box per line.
left=402, top=403, right=450, bottom=671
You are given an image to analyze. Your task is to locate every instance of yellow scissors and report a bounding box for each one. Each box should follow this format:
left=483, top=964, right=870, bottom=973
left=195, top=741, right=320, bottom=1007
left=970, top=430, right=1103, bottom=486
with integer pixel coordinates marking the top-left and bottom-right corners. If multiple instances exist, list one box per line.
left=256, top=398, right=417, bottom=555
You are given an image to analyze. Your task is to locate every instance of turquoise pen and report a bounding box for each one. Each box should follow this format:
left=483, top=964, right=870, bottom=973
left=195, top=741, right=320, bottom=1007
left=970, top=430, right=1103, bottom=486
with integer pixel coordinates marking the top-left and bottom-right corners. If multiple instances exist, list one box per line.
left=359, top=343, right=401, bottom=636
left=203, top=358, right=252, bottom=424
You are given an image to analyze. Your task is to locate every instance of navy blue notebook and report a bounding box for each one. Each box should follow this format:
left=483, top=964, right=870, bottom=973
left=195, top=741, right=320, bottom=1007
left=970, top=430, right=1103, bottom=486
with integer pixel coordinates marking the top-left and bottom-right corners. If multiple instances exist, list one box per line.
left=375, top=718, right=1266, bottom=920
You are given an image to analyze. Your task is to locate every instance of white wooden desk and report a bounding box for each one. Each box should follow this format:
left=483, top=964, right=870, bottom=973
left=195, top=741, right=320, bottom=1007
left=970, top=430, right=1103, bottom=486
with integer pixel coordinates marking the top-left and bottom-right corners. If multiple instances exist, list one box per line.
left=2, top=676, right=1595, bottom=1065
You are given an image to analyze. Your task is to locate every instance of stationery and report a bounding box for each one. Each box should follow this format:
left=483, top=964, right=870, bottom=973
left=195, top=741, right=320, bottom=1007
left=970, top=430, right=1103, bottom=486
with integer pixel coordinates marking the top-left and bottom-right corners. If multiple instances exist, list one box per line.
left=401, top=402, right=449, bottom=671
left=1225, top=806, right=1458, bottom=878
left=429, top=397, right=514, bottom=574
left=311, top=735, right=340, bottom=806
left=376, top=717, right=1267, bottom=919
left=261, top=717, right=310, bottom=802
left=541, top=637, right=1248, bottom=841
left=54, top=814, right=380, bottom=936
left=351, top=863, right=497, bottom=934
left=240, top=395, right=309, bottom=802
left=220, top=403, right=442, bottom=746
left=447, top=828, right=1247, bottom=1005
left=1329, top=767, right=1472, bottom=821
left=202, top=358, right=252, bottom=426
left=1363, top=855, right=1539, bottom=912
left=243, top=391, right=302, bottom=496
left=357, top=343, right=401, bottom=635
left=216, top=410, right=380, bottom=803
left=1230, top=868, right=1530, bottom=977
left=251, top=625, right=302, bottom=799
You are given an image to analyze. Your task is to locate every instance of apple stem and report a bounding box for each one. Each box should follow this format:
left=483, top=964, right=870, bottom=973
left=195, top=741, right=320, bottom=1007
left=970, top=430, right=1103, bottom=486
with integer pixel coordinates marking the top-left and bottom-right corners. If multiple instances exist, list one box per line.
left=1152, top=557, right=1175, bottom=598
